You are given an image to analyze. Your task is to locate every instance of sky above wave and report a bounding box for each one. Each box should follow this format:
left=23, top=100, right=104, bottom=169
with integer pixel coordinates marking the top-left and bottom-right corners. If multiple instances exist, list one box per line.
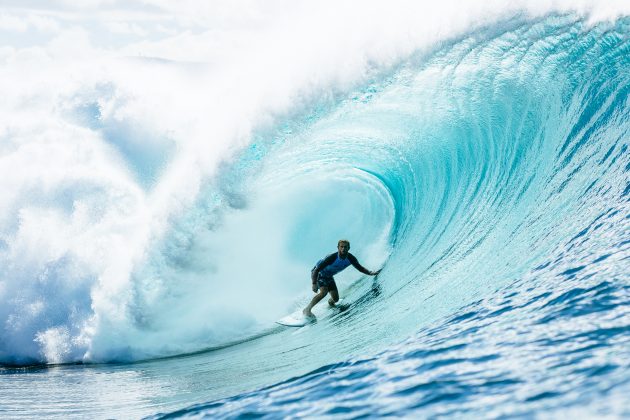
left=2, top=1, right=627, bottom=58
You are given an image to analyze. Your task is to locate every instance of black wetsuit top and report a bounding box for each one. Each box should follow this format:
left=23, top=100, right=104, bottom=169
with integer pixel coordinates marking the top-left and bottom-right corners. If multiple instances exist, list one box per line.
left=313, top=252, right=371, bottom=278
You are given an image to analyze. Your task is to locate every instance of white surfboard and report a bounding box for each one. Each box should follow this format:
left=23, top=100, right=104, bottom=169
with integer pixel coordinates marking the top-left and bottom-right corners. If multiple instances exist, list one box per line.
left=276, top=299, right=344, bottom=327
left=276, top=312, right=316, bottom=327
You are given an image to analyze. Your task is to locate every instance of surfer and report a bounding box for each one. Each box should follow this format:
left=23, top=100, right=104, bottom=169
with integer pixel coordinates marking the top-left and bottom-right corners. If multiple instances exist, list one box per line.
left=303, top=239, right=380, bottom=318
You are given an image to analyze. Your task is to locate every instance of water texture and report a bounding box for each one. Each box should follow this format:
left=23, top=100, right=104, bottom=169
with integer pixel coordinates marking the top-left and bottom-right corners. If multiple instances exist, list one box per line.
left=0, top=7, right=628, bottom=420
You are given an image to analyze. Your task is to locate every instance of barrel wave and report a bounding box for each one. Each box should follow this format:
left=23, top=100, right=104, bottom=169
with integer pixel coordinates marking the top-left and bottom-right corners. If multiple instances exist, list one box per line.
left=178, top=17, right=629, bottom=417
left=1, top=11, right=629, bottom=420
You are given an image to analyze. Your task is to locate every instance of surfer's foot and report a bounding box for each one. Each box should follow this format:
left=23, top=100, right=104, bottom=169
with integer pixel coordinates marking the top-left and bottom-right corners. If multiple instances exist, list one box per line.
left=302, top=309, right=315, bottom=318
left=328, top=298, right=336, bottom=307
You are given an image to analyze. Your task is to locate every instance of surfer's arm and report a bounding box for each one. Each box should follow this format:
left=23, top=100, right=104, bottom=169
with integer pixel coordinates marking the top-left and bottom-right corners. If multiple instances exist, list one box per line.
left=348, top=254, right=380, bottom=276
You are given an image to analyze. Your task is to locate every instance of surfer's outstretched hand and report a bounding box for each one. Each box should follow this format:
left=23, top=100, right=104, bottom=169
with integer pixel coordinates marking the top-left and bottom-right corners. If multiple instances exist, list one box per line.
left=312, top=284, right=318, bottom=293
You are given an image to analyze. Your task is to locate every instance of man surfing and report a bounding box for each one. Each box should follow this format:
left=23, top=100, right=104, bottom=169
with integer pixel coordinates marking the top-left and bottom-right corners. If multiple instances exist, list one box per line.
left=303, top=239, right=381, bottom=318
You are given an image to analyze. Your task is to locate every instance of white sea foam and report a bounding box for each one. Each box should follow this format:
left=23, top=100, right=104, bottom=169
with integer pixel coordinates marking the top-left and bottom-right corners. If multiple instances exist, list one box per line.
left=0, top=1, right=627, bottom=364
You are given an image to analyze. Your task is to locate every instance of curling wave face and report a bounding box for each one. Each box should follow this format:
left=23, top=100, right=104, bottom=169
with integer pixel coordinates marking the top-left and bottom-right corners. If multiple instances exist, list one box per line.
left=161, top=15, right=630, bottom=417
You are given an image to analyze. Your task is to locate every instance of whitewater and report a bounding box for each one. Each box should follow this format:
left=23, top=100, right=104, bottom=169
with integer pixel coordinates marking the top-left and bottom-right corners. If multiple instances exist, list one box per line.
left=0, top=1, right=628, bottom=418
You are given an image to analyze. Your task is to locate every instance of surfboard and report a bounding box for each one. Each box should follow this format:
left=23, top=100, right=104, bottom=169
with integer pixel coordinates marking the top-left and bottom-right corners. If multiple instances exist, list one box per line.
left=276, top=312, right=316, bottom=327
left=276, top=299, right=345, bottom=327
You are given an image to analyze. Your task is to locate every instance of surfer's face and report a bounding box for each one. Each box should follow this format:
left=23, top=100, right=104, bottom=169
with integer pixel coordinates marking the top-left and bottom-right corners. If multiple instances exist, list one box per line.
left=338, top=242, right=350, bottom=257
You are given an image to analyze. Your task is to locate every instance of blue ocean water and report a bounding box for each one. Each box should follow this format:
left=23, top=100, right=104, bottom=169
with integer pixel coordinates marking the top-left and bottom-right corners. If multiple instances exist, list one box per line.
left=1, top=13, right=629, bottom=419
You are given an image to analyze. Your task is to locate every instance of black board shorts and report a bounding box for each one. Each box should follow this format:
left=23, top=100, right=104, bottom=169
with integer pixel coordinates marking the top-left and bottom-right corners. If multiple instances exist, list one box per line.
left=317, top=274, right=338, bottom=292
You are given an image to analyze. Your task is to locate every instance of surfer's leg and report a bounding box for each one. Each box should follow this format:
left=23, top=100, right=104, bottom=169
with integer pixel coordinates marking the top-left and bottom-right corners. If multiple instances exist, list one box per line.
left=303, top=286, right=329, bottom=317
left=328, top=289, right=339, bottom=306
left=327, top=279, right=339, bottom=306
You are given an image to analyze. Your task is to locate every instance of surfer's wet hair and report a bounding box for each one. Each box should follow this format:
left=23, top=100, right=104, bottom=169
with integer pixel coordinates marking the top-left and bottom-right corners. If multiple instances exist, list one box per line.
left=338, top=239, right=350, bottom=247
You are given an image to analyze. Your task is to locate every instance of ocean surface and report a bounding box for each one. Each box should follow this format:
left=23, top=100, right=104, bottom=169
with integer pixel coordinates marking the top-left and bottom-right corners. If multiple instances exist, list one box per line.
left=0, top=3, right=629, bottom=419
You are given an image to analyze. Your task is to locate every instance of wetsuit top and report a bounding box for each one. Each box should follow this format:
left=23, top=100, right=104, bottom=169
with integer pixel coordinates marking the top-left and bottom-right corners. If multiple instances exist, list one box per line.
left=313, top=252, right=370, bottom=278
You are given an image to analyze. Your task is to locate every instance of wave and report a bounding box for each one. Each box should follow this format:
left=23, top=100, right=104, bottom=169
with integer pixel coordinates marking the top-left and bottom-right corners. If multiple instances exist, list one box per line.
left=0, top=4, right=628, bottom=369
left=155, top=13, right=629, bottom=418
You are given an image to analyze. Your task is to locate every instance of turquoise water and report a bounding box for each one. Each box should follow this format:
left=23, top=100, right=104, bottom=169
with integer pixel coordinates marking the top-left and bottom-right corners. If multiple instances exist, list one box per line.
left=1, top=14, right=629, bottom=419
